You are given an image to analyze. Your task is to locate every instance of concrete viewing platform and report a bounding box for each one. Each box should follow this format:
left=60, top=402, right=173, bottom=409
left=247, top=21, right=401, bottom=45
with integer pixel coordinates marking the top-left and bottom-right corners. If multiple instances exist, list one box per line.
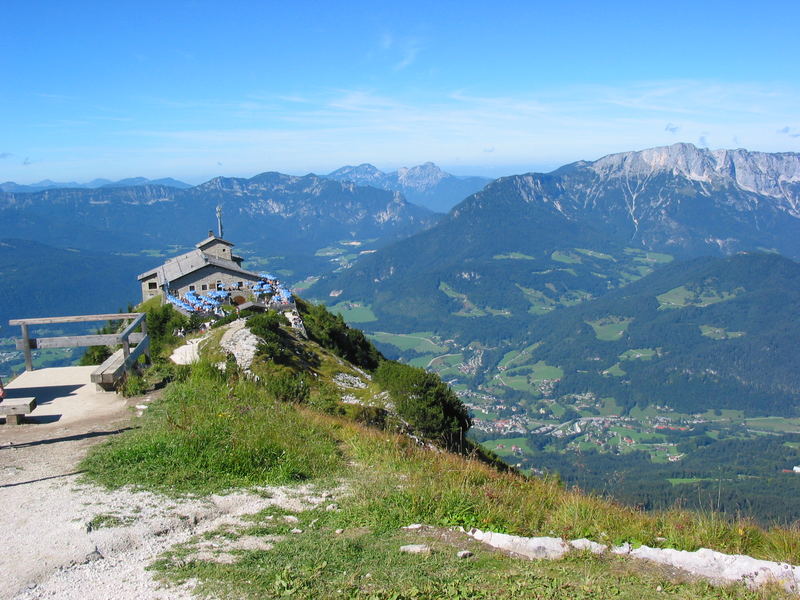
left=1, top=366, right=127, bottom=428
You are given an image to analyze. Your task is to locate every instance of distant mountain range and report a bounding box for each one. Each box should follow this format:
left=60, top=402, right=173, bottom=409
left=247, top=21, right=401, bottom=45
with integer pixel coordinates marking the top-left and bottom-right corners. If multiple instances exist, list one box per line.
left=310, top=143, right=800, bottom=413
left=0, top=176, right=192, bottom=193
left=0, top=172, right=438, bottom=255
left=313, top=144, right=800, bottom=327
left=327, top=162, right=491, bottom=212
left=3, top=161, right=491, bottom=213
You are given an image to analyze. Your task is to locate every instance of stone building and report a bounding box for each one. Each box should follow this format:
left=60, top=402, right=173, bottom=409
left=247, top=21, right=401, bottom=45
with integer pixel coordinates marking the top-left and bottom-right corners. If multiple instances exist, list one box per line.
left=137, top=231, right=262, bottom=303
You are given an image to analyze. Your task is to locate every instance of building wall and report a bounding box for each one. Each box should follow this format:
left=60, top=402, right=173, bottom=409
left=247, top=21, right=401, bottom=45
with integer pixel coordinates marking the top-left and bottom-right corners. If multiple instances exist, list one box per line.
left=197, top=239, right=234, bottom=261
left=140, top=273, right=160, bottom=302
left=168, top=264, right=261, bottom=297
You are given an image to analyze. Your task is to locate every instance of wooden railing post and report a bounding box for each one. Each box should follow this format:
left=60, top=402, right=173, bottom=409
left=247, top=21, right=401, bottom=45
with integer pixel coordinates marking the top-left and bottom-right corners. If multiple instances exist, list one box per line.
left=140, top=320, right=151, bottom=364
left=20, top=323, right=33, bottom=371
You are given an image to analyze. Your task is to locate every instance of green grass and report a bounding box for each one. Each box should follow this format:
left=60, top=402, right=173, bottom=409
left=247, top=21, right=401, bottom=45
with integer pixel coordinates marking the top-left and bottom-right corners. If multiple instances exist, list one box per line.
left=574, top=248, right=615, bottom=260
left=493, top=252, right=535, bottom=260
left=80, top=363, right=342, bottom=494
left=598, top=397, right=623, bottom=416
left=330, top=302, right=378, bottom=323
left=624, top=248, right=674, bottom=264
left=619, top=348, right=656, bottom=361
left=439, top=282, right=486, bottom=317
left=483, top=437, right=533, bottom=457
left=587, top=316, right=633, bottom=341
left=657, top=286, right=741, bottom=310
left=78, top=330, right=800, bottom=598
left=558, top=289, right=593, bottom=307
left=744, top=417, right=800, bottom=433
left=700, top=325, right=746, bottom=340
left=371, top=331, right=448, bottom=354
left=668, top=478, right=718, bottom=486
left=516, top=285, right=556, bottom=315
left=408, top=354, right=437, bottom=368
left=551, top=250, right=582, bottom=264
left=314, top=245, right=346, bottom=257
left=604, top=363, right=627, bottom=377
left=152, top=518, right=788, bottom=599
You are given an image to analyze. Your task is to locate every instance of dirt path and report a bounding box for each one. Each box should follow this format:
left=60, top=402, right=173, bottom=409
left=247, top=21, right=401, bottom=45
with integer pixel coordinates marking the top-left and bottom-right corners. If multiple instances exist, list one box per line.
left=0, top=378, right=331, bottom=600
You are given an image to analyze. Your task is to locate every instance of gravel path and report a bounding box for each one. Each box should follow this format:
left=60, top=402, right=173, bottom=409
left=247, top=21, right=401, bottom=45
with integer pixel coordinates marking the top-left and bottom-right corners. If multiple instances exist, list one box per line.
left=0, top=388, right=331, bottom=600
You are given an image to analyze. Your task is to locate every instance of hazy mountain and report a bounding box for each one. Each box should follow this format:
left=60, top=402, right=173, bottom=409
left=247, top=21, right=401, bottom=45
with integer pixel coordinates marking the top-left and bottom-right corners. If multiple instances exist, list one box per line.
left=0, top=238, right=153, bottom=336
left=0, top=176, right=191, bottom=193
left=0, top=171, right=440, bottom=297
left=312, top=144, right=800, bottom=339
left=327, top=162, right=491, bottom=212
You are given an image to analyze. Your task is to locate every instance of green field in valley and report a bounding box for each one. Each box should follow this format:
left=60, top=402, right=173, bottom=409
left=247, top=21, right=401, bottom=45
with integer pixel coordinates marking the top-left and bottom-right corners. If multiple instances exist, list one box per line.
left=587, top=316, right=633, bottom=340
left=330, top=301, right=378, bottom=323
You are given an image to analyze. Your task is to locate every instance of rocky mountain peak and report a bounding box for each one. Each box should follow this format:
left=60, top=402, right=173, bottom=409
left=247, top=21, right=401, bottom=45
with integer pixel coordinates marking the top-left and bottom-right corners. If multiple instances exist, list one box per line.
left=395, top=162, right=448, bottom=190
left=589, top=143, right=800, bottom=202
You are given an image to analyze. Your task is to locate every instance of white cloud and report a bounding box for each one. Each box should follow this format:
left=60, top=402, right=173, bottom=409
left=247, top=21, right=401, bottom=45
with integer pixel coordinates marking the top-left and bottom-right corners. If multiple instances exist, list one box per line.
left=9, top=80, right=800, bottom=182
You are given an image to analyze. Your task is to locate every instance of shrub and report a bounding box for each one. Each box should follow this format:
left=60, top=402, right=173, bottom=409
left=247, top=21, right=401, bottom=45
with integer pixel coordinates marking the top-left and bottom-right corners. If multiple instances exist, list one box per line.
left=296, top=298, right=382, bottom=371
left=374, top=360, right=471, bottom=451
left=263, top=371, right=310, bottom=403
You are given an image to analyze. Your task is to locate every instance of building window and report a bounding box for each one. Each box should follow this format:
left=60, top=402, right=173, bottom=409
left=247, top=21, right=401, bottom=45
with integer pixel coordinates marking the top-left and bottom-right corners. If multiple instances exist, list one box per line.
left=147, top=282, right=157, bottom=290
left=189, top=285, right=196, bottom=291
left=201, top=284, right=208, bottom=291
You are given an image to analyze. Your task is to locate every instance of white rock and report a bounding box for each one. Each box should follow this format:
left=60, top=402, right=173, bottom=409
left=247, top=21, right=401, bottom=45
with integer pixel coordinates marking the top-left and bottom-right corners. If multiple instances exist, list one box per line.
left=283, top=515, right=299, bottom=523
left=402, top=524, right=424, bottom=530
left=468, top=528, right=569, bottom=560
left=399, top=544, right=431, bottom=555
left=457, top=550, right=473, bottom=559
left=569, top=538, right=608, bottom=554
left=290, top=528, right=303, bottom=534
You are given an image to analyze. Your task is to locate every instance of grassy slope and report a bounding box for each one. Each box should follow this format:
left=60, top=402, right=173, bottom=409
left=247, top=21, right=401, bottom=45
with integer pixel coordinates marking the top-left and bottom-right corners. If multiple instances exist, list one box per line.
left=80, top=320, right=799, bottom=599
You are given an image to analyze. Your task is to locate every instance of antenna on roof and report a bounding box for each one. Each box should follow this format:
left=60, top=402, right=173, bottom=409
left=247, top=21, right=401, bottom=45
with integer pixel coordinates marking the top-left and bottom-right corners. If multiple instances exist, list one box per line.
left=216, top=204, right=224, bottom=238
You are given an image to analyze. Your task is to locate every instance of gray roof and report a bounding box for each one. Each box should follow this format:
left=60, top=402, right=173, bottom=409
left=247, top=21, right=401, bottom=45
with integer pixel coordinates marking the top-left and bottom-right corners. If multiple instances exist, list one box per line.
left=196, top=235, right=234, bottom=249
left=137, top=248, right=259, bottom=283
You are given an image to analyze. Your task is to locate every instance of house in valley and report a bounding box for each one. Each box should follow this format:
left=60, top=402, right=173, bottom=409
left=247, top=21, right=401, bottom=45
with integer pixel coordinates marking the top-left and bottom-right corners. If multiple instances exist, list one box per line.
left=137, top=230, right=262, bottom=304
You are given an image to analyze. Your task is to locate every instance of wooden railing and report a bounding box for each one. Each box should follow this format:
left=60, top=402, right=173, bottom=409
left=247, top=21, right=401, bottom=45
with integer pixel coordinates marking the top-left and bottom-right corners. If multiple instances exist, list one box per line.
left=9, top=313, right=150, bottom=372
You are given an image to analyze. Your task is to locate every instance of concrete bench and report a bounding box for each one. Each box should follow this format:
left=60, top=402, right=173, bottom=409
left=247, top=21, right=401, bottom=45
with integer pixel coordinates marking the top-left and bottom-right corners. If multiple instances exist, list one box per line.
left=0, top=397, right=37, bottom=425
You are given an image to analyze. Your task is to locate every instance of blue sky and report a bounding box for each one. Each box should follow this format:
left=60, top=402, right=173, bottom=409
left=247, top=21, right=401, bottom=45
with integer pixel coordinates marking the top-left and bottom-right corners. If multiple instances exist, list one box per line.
left=1, top=0, right=799, bottom=183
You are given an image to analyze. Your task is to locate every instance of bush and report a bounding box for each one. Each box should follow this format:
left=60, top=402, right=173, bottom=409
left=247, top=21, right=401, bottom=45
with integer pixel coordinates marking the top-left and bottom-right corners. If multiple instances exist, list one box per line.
left=296, top=298, right=382, bottom=371
left=309, top=382, right=346, bottom=416
left=80, top=345, right=112, bottom=366
left=374, top=360, right=472, bottom=451
left=119, top=373, right=148, bottom=397
left=263, top=371, right=310, bottom=403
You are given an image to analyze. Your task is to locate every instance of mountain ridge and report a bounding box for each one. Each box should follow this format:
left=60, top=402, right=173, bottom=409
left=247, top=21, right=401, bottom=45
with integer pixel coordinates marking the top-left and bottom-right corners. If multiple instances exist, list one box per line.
left=326, top=161, right=492, bottom=212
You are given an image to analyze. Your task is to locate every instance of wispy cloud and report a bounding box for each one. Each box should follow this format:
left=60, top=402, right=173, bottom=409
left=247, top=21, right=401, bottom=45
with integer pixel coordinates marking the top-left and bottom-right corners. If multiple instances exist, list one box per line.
left=12, top=79, right=800, bottom=181
left=777, top=125, right=800, bottom=138
left=378, top=32, right=422, bottom=70
left=0, top=152, right=12, bottom=159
